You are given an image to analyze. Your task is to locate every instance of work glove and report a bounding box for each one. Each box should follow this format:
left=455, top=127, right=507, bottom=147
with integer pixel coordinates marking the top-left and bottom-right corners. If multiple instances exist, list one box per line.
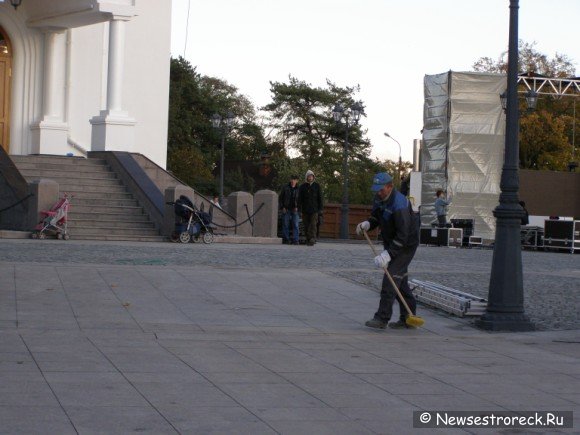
left=374, top=250, right=391, bottom=269
left=356, top=221, right=370, bottom=236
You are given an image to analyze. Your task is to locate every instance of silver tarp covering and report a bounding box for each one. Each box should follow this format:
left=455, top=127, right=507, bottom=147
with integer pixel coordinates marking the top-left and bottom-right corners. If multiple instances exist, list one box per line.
left=421, top=72, right=506, bottom=240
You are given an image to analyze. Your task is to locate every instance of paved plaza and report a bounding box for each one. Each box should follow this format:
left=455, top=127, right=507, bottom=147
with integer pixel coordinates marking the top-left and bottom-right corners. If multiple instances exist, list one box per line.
left=0, top=239, right=579, bottom=434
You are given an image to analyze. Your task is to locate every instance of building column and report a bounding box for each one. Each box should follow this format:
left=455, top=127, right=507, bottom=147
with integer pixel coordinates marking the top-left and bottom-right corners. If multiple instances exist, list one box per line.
left=90, top=18, right=136, bottom=152
left=31, top=30, right=69, bottom=155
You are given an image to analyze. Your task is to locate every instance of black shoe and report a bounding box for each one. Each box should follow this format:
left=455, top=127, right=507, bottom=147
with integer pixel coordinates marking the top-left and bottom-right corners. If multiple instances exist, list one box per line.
left=388, top=319, right=415, bottom=329
left=291, top=241, right=299, bottom=245
left=365, top=318, right=387, bottom=329
left=282, top=239, right=289, bottom=244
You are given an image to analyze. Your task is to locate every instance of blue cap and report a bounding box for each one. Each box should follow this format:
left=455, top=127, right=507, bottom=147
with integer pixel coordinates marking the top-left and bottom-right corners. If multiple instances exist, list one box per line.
left=371, top=172, right=393, bottom=191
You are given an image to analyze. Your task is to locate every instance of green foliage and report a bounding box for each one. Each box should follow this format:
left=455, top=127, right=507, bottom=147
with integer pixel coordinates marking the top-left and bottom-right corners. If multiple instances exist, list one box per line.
left=472, top=41, right=578, bottom=171
left=167, top=62, right=415, bottom=204
left=520, top=111, right=572, bottom=170
left=223, top=167, right=256, bottom=194
left=473, top=41, right=576, bottom=77
left=263, top=75, right=383, bottom=203
left=167, top=57, right=272, bottom=194
left=166, top=146, right=216, bottom=193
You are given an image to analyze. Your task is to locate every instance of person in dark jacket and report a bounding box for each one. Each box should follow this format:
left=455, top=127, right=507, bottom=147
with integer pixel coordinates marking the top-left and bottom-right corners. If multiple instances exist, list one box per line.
left=279, top=175, right=300, bottom=245
left=356, top=172, right=419, bottom=329
left=298, top=169, right=323, bottom=246
left=519, top=201, right=529, bottom=226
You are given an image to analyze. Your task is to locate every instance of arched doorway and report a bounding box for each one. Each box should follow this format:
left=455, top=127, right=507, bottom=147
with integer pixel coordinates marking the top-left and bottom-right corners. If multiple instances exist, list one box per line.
left=0, top=27, right=12, bottom=153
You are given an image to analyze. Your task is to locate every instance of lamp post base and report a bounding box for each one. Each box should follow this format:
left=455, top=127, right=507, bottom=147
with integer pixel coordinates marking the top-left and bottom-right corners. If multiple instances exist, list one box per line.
left=475, top=312, right=534, bottom=331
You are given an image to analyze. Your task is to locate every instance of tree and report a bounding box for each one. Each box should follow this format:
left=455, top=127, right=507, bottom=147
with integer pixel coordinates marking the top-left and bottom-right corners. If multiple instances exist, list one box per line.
left=263, top=76, right=378, bottom=203
left=472, top=42, right=578, bottom=171
left=167, top=57, right=272, bottom=194
left=473, top=41, right=576, bottom=77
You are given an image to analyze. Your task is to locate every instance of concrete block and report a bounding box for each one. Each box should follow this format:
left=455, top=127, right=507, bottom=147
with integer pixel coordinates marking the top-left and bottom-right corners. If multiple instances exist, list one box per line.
left=253, top=190, right=278, bottom=238
left=227, top=192, right=253, bottom=237
left=27, top=179, right=59, bottom=231
left=163, top=185, right=194, bottom=236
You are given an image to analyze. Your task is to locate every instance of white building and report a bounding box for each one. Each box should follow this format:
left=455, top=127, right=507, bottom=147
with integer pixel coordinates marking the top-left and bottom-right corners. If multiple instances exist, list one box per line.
left=0, top=0, right=171, bottom=168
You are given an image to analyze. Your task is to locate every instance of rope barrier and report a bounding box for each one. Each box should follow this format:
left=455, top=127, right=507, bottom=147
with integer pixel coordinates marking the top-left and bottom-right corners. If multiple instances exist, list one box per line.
left=211, top=202, right=265, bottom=229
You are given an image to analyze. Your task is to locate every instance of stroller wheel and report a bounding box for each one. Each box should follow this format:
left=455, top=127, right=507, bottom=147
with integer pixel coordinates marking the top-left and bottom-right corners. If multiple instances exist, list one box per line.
left=31, top=232, right=38, bottom=239
left=38, top=233, right=46, bottom=240
left=63, top=234, right=70, bottom=240
left=202, top=232, right=214, bottom=244
left=56, top=233, right=63, bottom=240
left=178, top=232, right=191, bottom=244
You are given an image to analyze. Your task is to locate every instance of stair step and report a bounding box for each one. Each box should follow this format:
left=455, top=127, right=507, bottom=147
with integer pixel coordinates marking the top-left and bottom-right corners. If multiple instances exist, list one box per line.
left=72, top=205, right=143, bottom=214
left=17, top=168, right=117, bottom=179
left=69, top=234, right=167, bottom=242
left=73, top=197, right=139, bottom=207
left=68, top=213, right=152, bottom=223
left=10, top=155, right=107, bottom=167
left=22, top=175, right=123, bottom=187
left=14, top=160, right=113, bottom=171
left=55, top=184, right=129, bottom=193
left=70, top=227, right=160, bottom=236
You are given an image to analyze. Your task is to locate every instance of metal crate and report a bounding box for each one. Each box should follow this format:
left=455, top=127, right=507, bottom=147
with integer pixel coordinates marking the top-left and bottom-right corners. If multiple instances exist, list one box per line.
left=543, top=220, right=580, bottom=253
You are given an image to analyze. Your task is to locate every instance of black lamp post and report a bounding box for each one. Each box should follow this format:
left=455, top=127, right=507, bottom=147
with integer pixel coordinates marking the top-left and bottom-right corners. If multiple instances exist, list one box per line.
left=9, top=0, right=22, bottom=9
left=211, top=111, right=235, bottom=205
left=476, top=0, right=534, bottom=331
left=333, top=102, right=362, bottom=239
left=384, top=132, right=402, bottom=186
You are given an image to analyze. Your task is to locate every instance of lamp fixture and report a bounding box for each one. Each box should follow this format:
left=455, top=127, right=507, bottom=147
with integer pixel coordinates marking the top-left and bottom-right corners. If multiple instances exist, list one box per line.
left=499, top=89, right=538, bottom=113
left=524, top=89, right=538, bottom=112
left=10, top=0, right=23, bottom=10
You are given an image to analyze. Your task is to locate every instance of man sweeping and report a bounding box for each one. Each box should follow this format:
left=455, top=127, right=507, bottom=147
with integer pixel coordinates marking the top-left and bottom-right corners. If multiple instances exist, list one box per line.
left=356, top=172, right=420, bottom=329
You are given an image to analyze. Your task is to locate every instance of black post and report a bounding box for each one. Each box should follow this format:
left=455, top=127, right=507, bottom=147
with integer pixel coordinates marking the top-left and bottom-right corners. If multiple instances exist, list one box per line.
left=219, top=132, right=225, bottom=204
left=340, top=122, right=350, bottom=239
left=476, top=0, right=534, bottom=331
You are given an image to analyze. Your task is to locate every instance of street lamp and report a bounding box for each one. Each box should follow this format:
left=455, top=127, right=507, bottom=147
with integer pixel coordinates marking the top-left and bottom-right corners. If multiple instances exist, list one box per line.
left=384, top=132, right=402, bottom=186
left=332, top=101, right=363, bottom=239
left=211, top=111, right=235, bottom=205
left=9, top=0, right=23, bottom=9
left=476, top=0, right=534, bottom=331
left=500, top=89, right=538, bottom=113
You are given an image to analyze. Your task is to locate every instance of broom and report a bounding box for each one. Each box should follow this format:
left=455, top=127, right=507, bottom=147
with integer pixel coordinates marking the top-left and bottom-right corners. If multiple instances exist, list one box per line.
left=362, top=231, right=425, bottom=328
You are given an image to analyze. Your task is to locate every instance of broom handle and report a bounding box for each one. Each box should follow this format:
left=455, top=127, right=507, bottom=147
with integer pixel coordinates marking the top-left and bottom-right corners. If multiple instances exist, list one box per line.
left=363, top=231, right=414, bottom=317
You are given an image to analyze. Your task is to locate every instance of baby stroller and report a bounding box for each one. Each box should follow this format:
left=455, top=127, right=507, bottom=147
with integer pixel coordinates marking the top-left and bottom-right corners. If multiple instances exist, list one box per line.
left=169, top=195, right=215, bottom=244
left=31, top=193, right=71, bottom=240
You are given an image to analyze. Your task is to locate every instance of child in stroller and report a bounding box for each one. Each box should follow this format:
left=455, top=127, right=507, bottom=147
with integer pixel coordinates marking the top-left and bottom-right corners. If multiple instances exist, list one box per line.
left=31, top=193, right=71, bottom=240
left=169, top=195, right=215, bottom=244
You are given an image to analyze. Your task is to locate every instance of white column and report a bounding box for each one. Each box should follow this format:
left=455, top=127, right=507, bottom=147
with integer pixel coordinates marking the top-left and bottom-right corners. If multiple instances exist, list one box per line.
left=90, top=17, right=136, bottom=152
left=106, top=19, right=125, bottom=114
left=31, top=30, right=69, bottom=155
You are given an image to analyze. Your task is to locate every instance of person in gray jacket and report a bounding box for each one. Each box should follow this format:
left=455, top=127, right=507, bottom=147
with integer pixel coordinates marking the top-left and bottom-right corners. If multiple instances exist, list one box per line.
left=298, top=170, right=323, bottom=246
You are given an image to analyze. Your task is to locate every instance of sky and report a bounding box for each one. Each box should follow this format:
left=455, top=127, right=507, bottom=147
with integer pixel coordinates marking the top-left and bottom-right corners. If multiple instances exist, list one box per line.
left=170, top=0, right=580, bottom=163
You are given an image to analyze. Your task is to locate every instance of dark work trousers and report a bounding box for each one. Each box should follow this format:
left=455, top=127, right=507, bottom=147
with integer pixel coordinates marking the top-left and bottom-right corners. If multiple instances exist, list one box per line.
left=437, top=215, right=447, bottom=227
left=375, top=245, right=418, bottom=322
left=302, top=212, right=318, bottom=243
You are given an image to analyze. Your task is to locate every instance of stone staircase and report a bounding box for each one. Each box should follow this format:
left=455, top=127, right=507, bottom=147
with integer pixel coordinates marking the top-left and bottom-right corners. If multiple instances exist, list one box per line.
left=11, top=155, right=165, bottom=242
